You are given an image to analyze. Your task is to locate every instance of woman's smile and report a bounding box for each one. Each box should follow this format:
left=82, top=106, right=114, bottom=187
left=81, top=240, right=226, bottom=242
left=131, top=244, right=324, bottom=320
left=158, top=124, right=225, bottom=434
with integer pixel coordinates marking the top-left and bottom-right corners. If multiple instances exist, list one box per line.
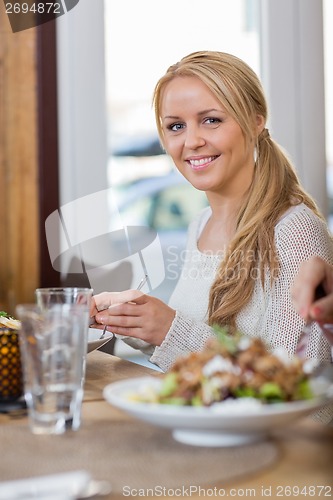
left=186, top=155, right=220, bottom=171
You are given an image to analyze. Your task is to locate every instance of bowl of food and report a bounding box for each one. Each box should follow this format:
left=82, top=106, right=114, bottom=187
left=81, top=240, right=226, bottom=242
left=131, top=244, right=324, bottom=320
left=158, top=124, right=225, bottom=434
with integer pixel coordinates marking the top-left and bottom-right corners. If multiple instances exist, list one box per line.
left=103, top=328, right=333, bottom=446
left=0, top=312, right=23, bottom=403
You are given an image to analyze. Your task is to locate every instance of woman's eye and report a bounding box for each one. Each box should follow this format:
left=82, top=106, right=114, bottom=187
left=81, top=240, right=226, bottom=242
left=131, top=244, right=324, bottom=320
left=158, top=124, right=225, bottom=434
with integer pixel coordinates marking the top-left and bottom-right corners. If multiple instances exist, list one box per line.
left=168, top=123, right=184, bottom=132
left=204, top=117, right=221, bottom=125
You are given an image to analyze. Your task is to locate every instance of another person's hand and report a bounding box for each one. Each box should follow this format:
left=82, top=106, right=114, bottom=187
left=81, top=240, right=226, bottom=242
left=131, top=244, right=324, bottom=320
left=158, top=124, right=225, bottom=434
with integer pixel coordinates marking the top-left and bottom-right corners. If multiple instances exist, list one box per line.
left=90, top=290, right=176, bottom=346
left=292, top=256, right=333, bottom=346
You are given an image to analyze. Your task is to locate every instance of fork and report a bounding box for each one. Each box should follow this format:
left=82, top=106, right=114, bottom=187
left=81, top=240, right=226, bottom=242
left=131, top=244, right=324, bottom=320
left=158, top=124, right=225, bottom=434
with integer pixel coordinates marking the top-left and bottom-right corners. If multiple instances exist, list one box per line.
left=295, top=322, right=312, bottom=358
left=295, top=283, right=326, bottom=358
left=99, top=274, right=148, bottom=339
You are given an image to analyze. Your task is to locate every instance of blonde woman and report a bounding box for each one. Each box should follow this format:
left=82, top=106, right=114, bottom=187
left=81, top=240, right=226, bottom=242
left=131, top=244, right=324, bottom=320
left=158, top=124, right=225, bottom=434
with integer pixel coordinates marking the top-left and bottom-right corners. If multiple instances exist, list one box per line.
left=92, top=51, right=333, bottom=374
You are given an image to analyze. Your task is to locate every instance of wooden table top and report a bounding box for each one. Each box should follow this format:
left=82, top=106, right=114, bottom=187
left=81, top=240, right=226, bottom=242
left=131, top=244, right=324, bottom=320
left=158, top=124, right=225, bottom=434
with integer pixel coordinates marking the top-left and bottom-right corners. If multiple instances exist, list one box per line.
left=85, top=352, right=333, bottom=494
left=1, top=350, right=332, bottom=499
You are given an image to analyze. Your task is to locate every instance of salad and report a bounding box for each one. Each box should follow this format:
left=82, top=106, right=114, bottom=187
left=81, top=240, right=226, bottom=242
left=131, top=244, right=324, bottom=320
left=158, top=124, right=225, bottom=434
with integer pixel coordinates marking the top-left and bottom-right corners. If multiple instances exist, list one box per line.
left=137, top=327, right=314, bottom=406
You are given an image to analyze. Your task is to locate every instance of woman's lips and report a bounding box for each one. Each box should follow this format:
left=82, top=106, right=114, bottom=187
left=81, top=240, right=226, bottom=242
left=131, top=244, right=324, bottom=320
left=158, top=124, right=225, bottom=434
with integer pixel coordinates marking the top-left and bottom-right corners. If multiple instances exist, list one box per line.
left=187, top=155, right=219, bottom=170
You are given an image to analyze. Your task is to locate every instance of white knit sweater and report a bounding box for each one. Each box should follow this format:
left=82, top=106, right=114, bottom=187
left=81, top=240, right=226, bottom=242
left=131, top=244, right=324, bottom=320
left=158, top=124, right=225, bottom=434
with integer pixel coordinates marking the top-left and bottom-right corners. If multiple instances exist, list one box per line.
left=148, top=204, right=333, bottom=369
left=123, top=203, right=333, bottom=422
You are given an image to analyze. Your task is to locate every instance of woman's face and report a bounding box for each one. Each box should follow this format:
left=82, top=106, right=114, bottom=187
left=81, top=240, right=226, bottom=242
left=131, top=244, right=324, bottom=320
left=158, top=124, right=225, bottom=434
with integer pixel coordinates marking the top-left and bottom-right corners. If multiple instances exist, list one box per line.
left=160, top=76, right=257, bottom=198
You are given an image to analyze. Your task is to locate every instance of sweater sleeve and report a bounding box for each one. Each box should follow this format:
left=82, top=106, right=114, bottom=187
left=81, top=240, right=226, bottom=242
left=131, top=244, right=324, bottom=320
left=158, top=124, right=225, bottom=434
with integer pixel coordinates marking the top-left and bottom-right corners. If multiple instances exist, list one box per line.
left=149, top=311, right=215, bottom=372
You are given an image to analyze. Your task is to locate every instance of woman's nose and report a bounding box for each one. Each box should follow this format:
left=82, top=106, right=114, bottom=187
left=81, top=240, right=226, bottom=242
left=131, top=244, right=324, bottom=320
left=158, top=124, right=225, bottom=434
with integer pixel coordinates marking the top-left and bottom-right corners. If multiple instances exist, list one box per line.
left=184, top=127, right=206, bottom=149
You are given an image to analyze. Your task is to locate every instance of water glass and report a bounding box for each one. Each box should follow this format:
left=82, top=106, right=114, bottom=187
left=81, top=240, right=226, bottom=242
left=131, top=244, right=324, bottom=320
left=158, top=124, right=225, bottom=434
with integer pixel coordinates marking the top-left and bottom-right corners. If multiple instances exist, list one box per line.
left=16, top=303, right=90, bottom=435
left=35, top=287, right=93, bottom=309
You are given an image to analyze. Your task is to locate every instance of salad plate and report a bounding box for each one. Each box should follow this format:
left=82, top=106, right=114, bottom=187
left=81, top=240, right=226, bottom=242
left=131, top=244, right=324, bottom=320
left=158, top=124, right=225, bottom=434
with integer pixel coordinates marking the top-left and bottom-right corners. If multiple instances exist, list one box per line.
left=103, top=375, right=333, bottom=447
left=87, top=328, right=113, bottom=353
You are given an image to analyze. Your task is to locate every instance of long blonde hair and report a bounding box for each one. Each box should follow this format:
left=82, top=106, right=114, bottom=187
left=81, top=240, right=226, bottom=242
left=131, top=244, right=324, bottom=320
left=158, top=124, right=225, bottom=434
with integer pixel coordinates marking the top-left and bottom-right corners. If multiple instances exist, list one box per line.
left=153, top=51, right=323, bottom=328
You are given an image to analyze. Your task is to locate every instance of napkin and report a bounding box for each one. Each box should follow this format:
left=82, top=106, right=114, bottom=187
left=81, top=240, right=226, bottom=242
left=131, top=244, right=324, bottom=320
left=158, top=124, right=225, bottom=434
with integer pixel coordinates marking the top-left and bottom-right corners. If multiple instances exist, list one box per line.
left=0, top=470, right=91, bottom=499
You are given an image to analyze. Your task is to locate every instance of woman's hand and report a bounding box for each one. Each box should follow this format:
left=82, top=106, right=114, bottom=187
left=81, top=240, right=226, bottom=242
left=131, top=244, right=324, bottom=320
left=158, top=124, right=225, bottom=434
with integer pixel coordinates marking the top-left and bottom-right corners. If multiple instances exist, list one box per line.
left=90, top=290, right=176, bottom=346
left=292, top=256, right=333, bottom=346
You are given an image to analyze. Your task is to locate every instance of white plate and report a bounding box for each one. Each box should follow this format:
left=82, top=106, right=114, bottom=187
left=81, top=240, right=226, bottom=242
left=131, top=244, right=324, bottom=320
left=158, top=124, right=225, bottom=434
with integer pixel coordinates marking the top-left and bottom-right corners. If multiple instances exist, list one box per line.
left=103, top=376, right=333, bottom=447
left=87, top=328, right=114, bottom=353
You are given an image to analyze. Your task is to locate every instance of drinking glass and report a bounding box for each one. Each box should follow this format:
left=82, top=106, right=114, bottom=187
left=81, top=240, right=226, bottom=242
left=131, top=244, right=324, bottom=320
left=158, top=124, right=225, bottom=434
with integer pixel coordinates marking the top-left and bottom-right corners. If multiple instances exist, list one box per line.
left=16, top=303, right=90, bottom=435
left=35, top=287, right=93, bottom=309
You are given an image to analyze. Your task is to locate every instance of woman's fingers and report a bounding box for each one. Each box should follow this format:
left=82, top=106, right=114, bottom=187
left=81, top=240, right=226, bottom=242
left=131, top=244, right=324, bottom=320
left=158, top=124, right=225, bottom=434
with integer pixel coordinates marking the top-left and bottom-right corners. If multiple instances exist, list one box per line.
left=309, top=296, right=333, bottom=324
left=93, top=294, right=175, bottom=346
left=93, top=291, right=145, bottom=326
left=91, top=290, right=144, bottom=313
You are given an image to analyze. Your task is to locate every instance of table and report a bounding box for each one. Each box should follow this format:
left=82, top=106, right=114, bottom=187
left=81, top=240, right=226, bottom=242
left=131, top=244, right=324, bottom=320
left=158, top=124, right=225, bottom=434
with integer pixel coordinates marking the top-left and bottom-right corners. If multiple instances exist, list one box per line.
left=0, top=350, right=332, bottom=499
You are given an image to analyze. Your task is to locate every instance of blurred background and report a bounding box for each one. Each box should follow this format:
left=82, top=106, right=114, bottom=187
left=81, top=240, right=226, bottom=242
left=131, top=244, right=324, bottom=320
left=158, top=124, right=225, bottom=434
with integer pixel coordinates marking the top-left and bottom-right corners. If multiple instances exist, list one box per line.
left=0, top=0, right=332, bottom=363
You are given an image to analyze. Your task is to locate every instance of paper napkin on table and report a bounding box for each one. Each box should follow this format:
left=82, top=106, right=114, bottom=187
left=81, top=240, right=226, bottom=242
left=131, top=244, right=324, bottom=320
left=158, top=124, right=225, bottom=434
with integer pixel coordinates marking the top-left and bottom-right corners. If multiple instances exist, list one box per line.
left=0, top=470, right=91, bottom=500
